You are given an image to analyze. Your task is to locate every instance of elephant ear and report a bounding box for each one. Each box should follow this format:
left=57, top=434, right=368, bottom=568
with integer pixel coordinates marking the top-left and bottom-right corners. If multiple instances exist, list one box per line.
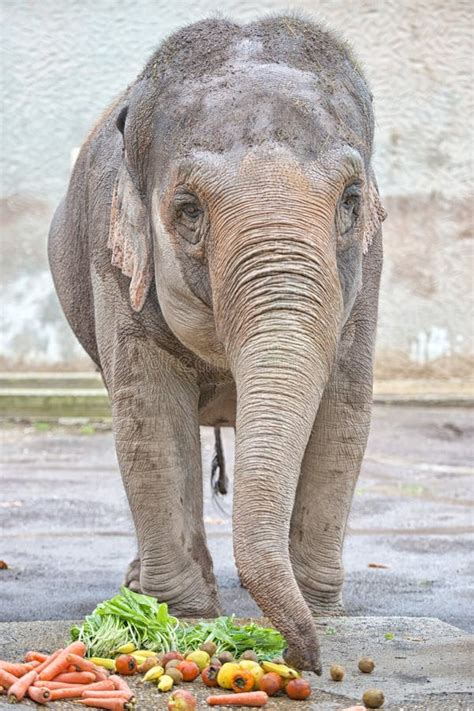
left=362, top=170, right=387, bottom=254
left=108, top=160, right=153, bottom=312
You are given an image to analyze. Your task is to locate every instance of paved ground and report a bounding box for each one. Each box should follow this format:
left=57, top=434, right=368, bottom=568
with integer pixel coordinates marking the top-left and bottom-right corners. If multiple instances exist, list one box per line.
left=1, top=404, right=472, bottom=629
left=1, top=404, right=473, bottom=708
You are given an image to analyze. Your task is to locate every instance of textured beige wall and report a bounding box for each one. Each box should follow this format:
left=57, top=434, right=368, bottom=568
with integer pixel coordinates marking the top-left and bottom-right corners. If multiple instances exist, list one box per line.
left=1, top=0, right=472, bottom=376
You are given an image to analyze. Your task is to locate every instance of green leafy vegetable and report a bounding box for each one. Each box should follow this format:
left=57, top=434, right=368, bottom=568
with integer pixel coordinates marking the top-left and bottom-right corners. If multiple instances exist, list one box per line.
left=71, top=587, right=285, bottom=660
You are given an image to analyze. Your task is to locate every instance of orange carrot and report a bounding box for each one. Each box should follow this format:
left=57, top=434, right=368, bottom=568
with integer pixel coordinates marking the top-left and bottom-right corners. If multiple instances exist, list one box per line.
left=33, top=649, right=63, bottom=675
left=49, top=686, right=90, bottom=700
left=8, top=669, right=38, bottom=702
left=0, top=660, right=37, bottom=677
left=207, top=691, right=268, bottom=706
left=82, top=690, right=134, bottom=700
left=25, top=651, right=48, bottom=663
left=39, top=641, right=86, bottom=681
left=66, top=653, right=102, bottom=674
left=35, top=679, right=115, bottom=692
left=54, top=671, right=96, bottom=684
left=0, top=668, right=18, bottom=689
left=27, top=685, right=51, bottom=704
left=79, top=699, right=130, bottom=711
left=110, top=675, right=132, bottom=694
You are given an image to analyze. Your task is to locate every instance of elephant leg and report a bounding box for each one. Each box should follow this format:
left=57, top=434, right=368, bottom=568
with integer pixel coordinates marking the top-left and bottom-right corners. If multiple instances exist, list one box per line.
left=104, top=339, right=220, bottom=617
left=290, top=316, right=375, bottom=615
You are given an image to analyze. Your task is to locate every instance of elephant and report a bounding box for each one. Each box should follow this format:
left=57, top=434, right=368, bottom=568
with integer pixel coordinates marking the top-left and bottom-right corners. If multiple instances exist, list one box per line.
left=49, top=15, right=386, bottom=672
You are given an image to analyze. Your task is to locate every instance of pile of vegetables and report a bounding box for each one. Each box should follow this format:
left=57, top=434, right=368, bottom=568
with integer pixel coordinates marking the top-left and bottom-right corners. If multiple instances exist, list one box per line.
left=71, top=587, right=285, bottom=660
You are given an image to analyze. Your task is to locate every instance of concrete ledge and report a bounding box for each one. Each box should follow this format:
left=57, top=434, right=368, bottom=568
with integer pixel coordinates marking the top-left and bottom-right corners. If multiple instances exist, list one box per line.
left=0, top=617, right=472, bottom=710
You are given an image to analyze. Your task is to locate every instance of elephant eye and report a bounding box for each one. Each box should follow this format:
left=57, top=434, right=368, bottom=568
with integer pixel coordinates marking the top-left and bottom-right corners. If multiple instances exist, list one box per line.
left=338, top=182, right=362, bottom=235
left=173, top=190, right=205, bottom=244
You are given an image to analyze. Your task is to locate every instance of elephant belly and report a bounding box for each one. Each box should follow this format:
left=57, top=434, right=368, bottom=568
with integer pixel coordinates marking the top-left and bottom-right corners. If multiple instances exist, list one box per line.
left=198, top=382, right=236, bottom=427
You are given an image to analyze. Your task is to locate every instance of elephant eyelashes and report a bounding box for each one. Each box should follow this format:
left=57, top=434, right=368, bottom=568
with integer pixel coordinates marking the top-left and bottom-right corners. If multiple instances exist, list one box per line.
left=338, top=183, right=362, bottom=235
left=173, top=190, right=205, bottom=244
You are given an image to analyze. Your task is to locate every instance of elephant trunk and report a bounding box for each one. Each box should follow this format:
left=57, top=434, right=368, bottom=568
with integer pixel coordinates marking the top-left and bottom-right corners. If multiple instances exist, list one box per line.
left=211, top=186, right=342, bottom=672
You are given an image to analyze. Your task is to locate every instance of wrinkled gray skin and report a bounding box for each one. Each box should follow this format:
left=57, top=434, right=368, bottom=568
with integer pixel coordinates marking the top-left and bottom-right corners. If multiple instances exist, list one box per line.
left=49, top=15, right=386, bottom=672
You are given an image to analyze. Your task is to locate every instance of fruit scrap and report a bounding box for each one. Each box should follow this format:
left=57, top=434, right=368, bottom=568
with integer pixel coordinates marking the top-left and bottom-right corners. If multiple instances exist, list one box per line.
left=142, top=665, right=164, bottom=682
left=207, top=691, right=269, bottom=706
left=261, top=661, right=299, bottom=679
left=285, top=678, right=311, bottom=700
left=114, top=655, right=137, bottom=675
left=330, top=664, right=345, bottom=681
left=176, top=661, right=200, bottom=682
left=363, top=688, right=385, bottom=708
left=168, top=689, right=197, bottom=711
left=230, top=669, right=255, bottom=693
left=158, top=674, right=175, bottom=692
left=216, top=662, right=241, bottom=689
left=202, top=666, right=220, bottom=687
left=185, top=650, right=210, bottom=671
left=258, top=672, right=281, bottom=696
left=358, top=657, right=375, bottom=673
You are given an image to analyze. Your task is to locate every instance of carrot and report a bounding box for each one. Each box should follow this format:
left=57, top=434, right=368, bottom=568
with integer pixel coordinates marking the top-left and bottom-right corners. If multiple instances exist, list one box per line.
left=25, top=651, right=48, bottom=663
left=49, top=686, right=90, bottom=700
left=79, top=699, right=130, bottom=711
left=35, top=679, right=115, bottom=692
left=82, top=690, right=134, bottom=701
left=109, top=675, right=132, bottom=694
left=27, top=685, right=51, bottom=704
left=0, top=660, right=37, bottom=677
left=207, top=691, right=269, bottom=706
left=0, top=668, right=18, bottom=689
left=54, top=671, right=96, bottom=684
left=39, top=641, right=86, bottom=681
left=33, top=648, right=63, bottom=674
left=66, top=653, right=102, bottom=674
left=8, top=669, right=38, bottom=702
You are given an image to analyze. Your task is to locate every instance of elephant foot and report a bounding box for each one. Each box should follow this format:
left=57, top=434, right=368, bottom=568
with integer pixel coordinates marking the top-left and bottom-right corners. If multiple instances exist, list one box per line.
left=124, top=555, right=142, bottom=593
left=293, top=562, right=346, bottom=617
left=309, top=599, right=346, bottom=617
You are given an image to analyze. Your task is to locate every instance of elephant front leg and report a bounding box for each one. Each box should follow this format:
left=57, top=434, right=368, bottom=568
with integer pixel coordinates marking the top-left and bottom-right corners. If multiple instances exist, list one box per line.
left=109, top=344, right=221, bottom=618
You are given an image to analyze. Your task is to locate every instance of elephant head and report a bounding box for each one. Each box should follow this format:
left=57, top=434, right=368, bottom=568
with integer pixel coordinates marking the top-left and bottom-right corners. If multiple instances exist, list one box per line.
left=107, top=17, right=385, bottom=671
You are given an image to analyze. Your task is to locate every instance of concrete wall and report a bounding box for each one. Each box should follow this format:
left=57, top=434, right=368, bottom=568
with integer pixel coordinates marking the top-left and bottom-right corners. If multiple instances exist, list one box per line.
left=1, top=0, right=472, bottom=376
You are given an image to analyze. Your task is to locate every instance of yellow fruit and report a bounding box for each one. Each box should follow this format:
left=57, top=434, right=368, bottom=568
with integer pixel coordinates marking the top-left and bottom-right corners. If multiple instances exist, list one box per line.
left=261, top=661, right=300, bottom=679
left=239, top=661, right=264, bottom=688
left=115, top=643, right=136, bottom=654
left=157, top=674, right=174, bottom=692
left=217, top=662, right=242, bottom=689
left=185, top=650, right=210, bottom=671
left=89, top=657, right=116, bottom=671
left=135, top=650, right=158, bottom=658
left=143, top=665, right=165, bottom=682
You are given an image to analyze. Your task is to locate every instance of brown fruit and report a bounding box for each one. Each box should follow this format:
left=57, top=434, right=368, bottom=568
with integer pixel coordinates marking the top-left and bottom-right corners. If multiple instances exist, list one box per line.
left=358, top=657, right=375, bottom=674
left=167, top=668, right=184, bottom=684
left=138, top=656, right=159, bottom=673
left=330, top=664, right=345, bottom=681
left=362, top=688, right=385, bottom=708
left=209, top=657, right=222, bottom=668
left=286, top=678, right=312, bottom=700
left=115, top=654, right=137, bottom=676
left=240, top=650, right=258, bottom=662
left=217, top=651, right=234, bottom=664
left=166, top=659, right=182, bottom=670
left=162, top=652, right=185, bottom=667
left=199, top=642, right=217, bottom=657
left=259, top=672, right=281, bottom=696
